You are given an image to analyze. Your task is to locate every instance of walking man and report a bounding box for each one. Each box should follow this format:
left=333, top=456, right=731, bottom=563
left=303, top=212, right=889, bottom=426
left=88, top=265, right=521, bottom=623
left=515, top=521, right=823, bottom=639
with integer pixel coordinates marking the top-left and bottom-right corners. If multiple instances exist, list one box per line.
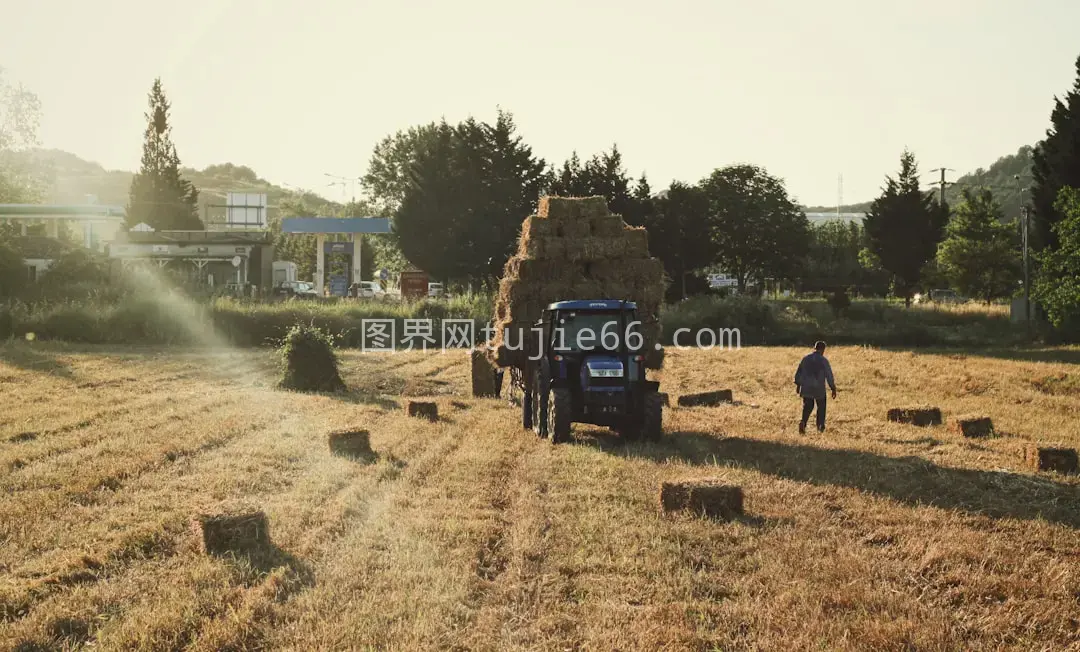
left=794, top=340, right=837, bottom=434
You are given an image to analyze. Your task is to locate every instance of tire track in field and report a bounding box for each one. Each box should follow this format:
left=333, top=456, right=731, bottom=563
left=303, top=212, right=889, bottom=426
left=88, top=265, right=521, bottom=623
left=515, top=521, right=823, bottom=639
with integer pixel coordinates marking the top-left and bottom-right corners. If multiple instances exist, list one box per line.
left=0, top=413, right=282, bottom=622
left=180, top=401, right=479, bottom=649
left=454, top=433, right=570, bottom=651
left=0, top=394, right=239, bottom=488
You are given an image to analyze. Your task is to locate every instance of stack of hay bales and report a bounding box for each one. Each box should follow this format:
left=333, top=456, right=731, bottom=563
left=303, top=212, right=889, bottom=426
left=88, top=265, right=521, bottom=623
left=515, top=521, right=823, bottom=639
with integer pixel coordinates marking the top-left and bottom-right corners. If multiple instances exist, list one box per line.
left=491, top=196, right=667, bottom=369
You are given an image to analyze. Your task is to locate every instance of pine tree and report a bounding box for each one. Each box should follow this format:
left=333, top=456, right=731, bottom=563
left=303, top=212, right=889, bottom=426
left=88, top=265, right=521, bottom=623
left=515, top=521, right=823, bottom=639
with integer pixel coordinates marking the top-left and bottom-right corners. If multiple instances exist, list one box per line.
left=1031, top=54, right=1080, bottom=251
left=863, top=149, right=949, bottom=306
left=126, top=78, right=201, bottom=230
left=1033, top=186, right=1080, bottom=330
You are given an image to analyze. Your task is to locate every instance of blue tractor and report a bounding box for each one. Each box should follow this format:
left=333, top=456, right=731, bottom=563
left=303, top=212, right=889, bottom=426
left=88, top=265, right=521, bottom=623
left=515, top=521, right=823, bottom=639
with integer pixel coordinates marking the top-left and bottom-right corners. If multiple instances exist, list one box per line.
left=517, top=300, right=663, bottom=443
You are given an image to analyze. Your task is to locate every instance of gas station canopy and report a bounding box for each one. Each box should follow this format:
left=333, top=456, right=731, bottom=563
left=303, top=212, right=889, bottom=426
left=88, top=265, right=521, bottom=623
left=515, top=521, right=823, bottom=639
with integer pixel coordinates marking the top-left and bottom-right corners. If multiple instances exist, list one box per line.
left=281, top=217, right=391, bottom=234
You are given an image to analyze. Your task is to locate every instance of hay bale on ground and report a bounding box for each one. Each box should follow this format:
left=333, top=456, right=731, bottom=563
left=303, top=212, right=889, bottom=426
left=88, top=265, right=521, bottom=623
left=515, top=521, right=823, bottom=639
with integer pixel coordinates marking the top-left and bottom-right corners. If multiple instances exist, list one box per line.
left=1025, top=446, right=1079, bottom=474
left=949, top=416, right=994, bottom=438
left=190, top=508, right=270, bottom=555
left=278, top=323, right=346, bottom=393
left=886, top=407, right=942, bottom=427
left=406, top=400, right=438, bottom=421
left=677, top=390, right=734, bottom=407
left=471, top=348, right=498, bottom=397
left=328, top=429, right=373, bottom=459
left=658, top=481, right=744, bottom=520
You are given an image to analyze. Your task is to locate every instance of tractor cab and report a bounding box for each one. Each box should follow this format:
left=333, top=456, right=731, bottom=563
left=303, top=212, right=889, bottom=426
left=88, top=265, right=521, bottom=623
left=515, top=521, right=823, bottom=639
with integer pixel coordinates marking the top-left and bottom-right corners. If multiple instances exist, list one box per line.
left=522, top=300, right=663, bottom=443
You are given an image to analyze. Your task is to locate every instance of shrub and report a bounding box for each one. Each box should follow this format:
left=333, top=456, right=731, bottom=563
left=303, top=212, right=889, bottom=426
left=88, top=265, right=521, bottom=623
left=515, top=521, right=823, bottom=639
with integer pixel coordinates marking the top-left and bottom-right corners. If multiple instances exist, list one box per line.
left=277, top=322, right=346, bottom=393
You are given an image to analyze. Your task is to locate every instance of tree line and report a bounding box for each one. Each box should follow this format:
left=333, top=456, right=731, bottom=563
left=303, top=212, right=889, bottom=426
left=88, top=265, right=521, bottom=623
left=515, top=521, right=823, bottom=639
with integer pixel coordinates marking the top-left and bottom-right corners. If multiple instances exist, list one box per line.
left=5, top=56, right=1080, bottom=336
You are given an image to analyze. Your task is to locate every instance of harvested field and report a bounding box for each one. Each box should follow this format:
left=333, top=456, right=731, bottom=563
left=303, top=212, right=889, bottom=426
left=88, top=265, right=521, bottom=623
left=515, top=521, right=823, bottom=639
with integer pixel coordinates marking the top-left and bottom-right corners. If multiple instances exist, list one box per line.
left=2, top=342, right=1080, bottom=650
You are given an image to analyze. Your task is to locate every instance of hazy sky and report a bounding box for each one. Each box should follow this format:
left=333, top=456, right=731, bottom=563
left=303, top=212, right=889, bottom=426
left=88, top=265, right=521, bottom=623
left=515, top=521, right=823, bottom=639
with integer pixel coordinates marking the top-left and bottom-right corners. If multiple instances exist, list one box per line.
left=3, top=0, right=1079, bottom=208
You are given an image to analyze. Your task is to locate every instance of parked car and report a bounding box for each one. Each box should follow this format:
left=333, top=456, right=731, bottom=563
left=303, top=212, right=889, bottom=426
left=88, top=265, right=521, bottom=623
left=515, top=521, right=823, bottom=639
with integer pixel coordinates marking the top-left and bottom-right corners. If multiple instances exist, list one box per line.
left=354, top=281, right=386, bottom=299
left=274, top=280, right=318, bottom=298
left=428, top=282, right=445, bottom=298
left=929, top=289, right=963, bottom=303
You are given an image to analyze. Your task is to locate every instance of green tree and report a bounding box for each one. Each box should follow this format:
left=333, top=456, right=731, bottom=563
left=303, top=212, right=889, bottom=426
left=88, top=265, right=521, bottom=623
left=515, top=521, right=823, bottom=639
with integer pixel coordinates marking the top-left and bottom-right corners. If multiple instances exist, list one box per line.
left=126, top=78, right=202, bottom=230
left=646, top=181, right=713, bottom=300
left=0, top=67, right=44, bottom=203
left=371, top=111, right=545, bottom=285
left=803, top=221, right=863, bottom=293
left=363, top=122, right=442, bottom=214
left=546, top=145, right=636, bottom=219
left=700, top=164, right=810, bottom=293
left=936, top=187, right=1021, bottom=304
left=1032, top=186, right=1080, bottom=329
left=1031, top=54, right=1080, bottom=251
left=393, top=120, right=467, bottom=281
left=863, top=149, right=949, bottom=306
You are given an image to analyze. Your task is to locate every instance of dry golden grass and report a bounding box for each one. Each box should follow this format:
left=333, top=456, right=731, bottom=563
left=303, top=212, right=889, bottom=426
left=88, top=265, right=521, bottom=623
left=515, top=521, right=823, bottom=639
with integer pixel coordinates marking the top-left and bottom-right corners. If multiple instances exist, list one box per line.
left=2, top=341, right=1080, bottom=650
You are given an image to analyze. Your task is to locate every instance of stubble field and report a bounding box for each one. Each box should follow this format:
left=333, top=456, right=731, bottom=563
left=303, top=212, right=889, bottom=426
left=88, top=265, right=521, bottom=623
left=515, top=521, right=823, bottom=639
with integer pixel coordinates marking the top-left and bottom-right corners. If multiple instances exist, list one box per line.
left=1, top=341, right=1079, bottom=651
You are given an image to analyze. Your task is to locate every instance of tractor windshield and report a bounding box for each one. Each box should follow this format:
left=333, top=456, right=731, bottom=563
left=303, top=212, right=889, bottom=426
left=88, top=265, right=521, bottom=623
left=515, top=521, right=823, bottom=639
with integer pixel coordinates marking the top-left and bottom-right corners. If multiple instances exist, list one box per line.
left=554, top=310, right=638, bottom=352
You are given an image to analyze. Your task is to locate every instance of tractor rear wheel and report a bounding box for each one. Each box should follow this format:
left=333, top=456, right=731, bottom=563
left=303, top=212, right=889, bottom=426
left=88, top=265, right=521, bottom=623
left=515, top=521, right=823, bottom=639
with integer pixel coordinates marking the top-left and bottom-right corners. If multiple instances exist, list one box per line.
left=642, top=391, right=663, bottom=441
left=547, top=388, right=572, bottom=444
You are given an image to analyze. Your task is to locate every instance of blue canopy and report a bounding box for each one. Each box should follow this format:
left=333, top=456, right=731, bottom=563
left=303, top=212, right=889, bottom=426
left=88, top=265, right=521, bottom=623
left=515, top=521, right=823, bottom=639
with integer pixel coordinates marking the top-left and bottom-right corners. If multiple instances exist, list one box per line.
left=281, top=217, right=391, bottom=234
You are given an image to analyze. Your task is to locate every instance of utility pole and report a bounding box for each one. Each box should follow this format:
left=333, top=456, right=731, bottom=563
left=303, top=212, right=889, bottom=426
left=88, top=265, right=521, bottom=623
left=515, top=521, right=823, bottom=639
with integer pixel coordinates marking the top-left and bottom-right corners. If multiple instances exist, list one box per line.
left=1016, top=174, right=1031, bottom=332
left=928, top=168, right=954, bottom=206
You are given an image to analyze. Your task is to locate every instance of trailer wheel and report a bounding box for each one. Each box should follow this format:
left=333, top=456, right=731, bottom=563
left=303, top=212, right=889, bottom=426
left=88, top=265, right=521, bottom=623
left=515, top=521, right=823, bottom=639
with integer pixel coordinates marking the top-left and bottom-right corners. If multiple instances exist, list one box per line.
left=548, top=388, right=572, bottom=444
left=643, top=392, right=663, bottom=441
left=532, top=366, right=549, bottom=438
left=522, top=388, right=533, bottom=430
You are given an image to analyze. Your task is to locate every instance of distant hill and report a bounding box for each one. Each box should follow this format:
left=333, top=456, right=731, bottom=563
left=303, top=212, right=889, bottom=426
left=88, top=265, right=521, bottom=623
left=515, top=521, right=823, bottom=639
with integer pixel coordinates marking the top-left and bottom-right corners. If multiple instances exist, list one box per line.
left=3, top=148, right=339, bottom=224
left=9, top=145, right=1037, bottom=226
left=803, top=146, right=1034, bottom=222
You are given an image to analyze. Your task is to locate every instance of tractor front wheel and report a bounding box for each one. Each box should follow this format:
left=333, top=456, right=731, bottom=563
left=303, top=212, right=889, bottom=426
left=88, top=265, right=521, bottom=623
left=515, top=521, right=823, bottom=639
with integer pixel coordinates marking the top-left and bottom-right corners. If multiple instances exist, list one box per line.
left=547, top=388, right=572, bottom=444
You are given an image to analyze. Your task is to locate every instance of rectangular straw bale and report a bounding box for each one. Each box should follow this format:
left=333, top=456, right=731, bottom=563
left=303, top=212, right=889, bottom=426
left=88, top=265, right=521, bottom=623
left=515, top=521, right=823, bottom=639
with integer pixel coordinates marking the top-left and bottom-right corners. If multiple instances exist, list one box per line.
left=537, top=196, right=579, bottom=220
left=471, top=348, right=498, bottom=397
left=507, top=258, right=578, bottom=284
left=328, top=429, right=372, bottom=458
left=538, top=196, right=609, bottom=220
left=191, top=509, right=270, bottom=555
left=520, top=215, right=555, bottom=239
left=677, top=390, right=734, bottom=407
left=887, top=407, right=942, bottom=426
left=624, top=227, right=649, bottom=255
left=559, top=237, right=630, bottom=261
left=406, top=400, right=439, bottom=421
left=1025, top=446, right=1079, bottom=474
left=948, top=416, right=995, bottom=438
left=590, top=215, right=625, bottom=237
left=658, top=481, right=743, bottom=520
left=560, top=217, right=592, bottom=239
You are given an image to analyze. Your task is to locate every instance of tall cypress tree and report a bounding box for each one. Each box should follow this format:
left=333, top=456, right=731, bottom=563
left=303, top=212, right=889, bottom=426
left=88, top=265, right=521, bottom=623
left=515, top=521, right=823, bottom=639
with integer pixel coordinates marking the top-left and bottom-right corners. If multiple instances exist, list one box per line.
left=126, top=78, right=201, bottom=230
left=1031, top=54, right=1080, bottom=251
left=863, top=149, right=949, bottom=306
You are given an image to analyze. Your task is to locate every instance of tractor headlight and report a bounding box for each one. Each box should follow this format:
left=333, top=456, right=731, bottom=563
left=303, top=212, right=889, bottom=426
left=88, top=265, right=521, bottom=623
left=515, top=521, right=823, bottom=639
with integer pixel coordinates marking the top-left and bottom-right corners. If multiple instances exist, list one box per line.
left=588, top=367, right=623, bottom=378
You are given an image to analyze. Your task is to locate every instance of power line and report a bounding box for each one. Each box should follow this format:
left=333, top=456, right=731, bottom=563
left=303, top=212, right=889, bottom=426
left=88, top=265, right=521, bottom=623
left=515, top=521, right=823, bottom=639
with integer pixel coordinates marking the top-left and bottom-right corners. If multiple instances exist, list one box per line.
left=926, top=168, right=955, bottom=205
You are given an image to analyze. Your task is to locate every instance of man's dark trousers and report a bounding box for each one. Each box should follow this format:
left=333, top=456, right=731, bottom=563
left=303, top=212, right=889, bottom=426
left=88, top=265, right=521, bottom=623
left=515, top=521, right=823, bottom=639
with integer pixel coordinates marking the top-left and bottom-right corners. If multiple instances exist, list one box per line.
left=801, top=396, right=826, bottom=431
